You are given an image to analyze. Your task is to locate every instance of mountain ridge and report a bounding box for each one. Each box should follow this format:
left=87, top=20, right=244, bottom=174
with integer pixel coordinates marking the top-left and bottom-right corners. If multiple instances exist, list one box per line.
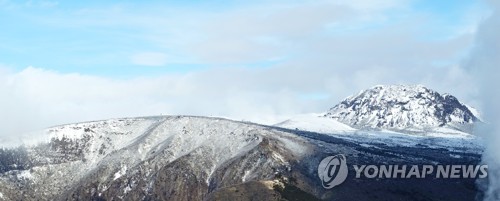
left=0, top=85, right=486, bottom=201
left=324, top=84, right=478, bottom=133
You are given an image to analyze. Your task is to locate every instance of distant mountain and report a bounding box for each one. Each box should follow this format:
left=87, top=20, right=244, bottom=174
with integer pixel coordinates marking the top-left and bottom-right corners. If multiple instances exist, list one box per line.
left=324, top=85, right=479, bottom=133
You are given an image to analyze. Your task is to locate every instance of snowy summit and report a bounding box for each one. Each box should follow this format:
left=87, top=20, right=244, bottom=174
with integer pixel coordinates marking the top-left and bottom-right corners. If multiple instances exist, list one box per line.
left=325, top=85, right=479, bottom=132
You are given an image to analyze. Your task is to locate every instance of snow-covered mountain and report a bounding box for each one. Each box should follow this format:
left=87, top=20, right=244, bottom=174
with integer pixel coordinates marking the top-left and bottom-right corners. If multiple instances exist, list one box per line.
left=0, top=85, right=486, bottom=200
left=325, top=85, right=479, bottom=133
left=0, top=116, right=316, bottom=200
left=0, top=115, right=484, bottom=201
left=274, top=114, right=483, bottom=158
left=274, top=85, right=482, bottom=151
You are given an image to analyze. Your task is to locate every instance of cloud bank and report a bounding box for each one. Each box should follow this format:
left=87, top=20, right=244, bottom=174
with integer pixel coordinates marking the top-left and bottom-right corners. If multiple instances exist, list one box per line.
left=0, top=0, right=490, bottom=147
left=467, top=0, right=500, bottom=200
left=0, top=63, right=479, bottom=146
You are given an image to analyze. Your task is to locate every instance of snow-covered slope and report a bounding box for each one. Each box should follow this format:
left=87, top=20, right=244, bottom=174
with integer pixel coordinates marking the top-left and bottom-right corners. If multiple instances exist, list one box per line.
left=0, top=85, right=486, bottom=200
left=275, top=113, right=355, bottom=134
left=0, top=116, right=314, bottom=200
left=325, top=85, right=478, bottom=133
left=0, top=115, right=485, bottom=201
left=272, top=85, right=482, bottom=151
left=274, top=114, right=481, bottom=152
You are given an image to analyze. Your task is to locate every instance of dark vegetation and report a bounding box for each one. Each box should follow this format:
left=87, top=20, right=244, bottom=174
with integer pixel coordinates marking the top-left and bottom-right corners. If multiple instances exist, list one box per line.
left=0, top=146, right=30, bottom=173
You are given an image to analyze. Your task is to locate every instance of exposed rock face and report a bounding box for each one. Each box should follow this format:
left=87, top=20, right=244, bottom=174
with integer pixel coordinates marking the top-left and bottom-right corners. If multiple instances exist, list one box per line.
left=325, top=85, right=478, bottom=132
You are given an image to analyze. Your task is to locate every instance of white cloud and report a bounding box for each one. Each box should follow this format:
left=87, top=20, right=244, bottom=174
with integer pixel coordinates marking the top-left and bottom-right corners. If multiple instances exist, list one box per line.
left=25, top=0, right=413, bottom=65
left=177, top=0, right=411, bottom=64
left=0, top=66, right=310, bottom=143
left=0, top=0, right=489, bottom=147
left=0, top=57, right=481, bottom=144
left=467, top=1, right=500, bottom=199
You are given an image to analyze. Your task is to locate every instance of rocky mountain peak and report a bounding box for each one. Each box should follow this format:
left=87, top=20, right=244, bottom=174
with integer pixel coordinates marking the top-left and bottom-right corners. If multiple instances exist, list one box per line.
left=324, top=84, right=478, bottom=132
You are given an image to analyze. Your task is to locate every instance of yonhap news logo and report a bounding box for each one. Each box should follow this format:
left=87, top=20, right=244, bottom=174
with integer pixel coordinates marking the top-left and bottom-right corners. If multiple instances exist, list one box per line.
left=317, top=154, right=348, bottom=189
left=317, top=154, right=488, bottom=189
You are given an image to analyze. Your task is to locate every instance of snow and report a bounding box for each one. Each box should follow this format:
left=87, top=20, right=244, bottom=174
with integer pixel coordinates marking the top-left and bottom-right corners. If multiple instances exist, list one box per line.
left=242, top=170, right=251, bottom=182
left=17, top=170, right=33, bottom=180
left=273, top=113, right=482, bottom=153
left=0, top=108, right=483, bottom=199
left=113, top=165, right=128, bottom=181
left=271, top=152, right=287, bottom=164
left=325, top=84, right=478, bottom=132
left=1, top=115, right=306, bottom=199
left=465, top=104, right=483, bottom=122
left=206, top=165, right=216, bottom=184
left=275, top=113, right=355, bottom=134
left=123, top=185, right=132, bottom=194
left=359, top=143, right=378, bottom=148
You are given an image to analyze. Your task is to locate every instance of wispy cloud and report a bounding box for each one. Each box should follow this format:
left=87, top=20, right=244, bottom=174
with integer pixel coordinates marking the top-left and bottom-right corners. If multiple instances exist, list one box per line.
left=2, top=0, right=478, bottom=69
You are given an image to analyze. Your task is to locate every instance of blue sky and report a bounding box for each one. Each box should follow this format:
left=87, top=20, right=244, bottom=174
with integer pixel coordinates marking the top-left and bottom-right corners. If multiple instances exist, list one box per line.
left=0, top=0, right=489, bottom=76
left=0, top=0, right=496, bottom=138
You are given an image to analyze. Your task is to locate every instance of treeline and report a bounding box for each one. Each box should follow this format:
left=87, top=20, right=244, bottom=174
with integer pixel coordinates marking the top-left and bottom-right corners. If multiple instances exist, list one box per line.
left=0, top=146, right=31, bottom=173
